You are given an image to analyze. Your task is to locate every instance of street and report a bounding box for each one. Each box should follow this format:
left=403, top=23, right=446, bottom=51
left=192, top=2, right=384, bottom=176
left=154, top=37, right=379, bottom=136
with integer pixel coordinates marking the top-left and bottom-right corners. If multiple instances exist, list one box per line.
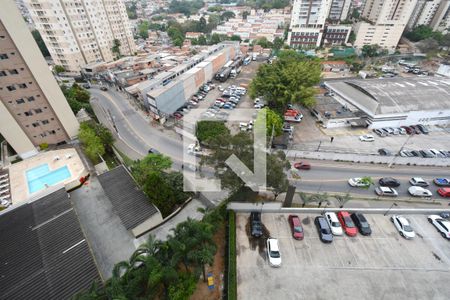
left=290, top=159, right=450, bottom=200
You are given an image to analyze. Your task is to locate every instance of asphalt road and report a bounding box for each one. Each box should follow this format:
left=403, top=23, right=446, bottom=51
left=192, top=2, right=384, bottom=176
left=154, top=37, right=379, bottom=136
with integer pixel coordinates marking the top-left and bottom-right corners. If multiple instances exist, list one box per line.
left=90, top=88, right=184, bottom=167
left=89, top=88, right=449, bottom=200
left=291, top=159, right=450, bottom=199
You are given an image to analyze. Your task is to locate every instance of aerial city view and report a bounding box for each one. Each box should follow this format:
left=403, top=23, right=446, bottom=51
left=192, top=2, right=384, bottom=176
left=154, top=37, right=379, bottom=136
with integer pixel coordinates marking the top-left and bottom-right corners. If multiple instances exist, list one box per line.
left=1, top=0, right=450, bottom=299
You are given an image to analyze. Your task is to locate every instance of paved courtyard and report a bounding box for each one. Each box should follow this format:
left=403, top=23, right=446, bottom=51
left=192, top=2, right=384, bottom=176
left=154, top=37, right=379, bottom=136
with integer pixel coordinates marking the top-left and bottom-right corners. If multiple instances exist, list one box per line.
left=236, top=212, right=450, bottom=300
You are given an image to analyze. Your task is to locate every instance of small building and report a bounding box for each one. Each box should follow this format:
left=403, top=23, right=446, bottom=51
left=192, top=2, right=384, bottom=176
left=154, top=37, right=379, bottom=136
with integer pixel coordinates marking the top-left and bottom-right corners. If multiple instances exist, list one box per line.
left=185, top=32, right=203, bottom=39
left=321, top=60, right=350, bottom=72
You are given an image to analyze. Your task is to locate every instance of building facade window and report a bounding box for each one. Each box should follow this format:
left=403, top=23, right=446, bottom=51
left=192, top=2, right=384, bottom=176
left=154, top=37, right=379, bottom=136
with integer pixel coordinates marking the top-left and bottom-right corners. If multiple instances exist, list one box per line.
left=35, top=108, right=43, bottom=113
left=7, top=85, right=16, bottom=91
left=0, top=71, right=6, bottom=76
left=24, top=111, right=33, bottom=116
left=15, top=98, right=25, bottom=104
left=9, top=69, right=19, bottom=75
left=18, top=83, right=27, bottom=89
left=0, top=54, right=8, bottom=59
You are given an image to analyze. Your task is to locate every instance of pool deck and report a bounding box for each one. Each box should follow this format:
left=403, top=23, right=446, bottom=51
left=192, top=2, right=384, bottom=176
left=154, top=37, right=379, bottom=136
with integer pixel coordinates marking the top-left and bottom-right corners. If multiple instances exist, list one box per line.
left=8, top=148, right=86, bottom=205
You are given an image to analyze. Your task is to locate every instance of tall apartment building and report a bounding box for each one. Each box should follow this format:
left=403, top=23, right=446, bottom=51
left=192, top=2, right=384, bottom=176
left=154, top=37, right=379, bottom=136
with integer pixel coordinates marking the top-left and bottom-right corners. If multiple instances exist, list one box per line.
left=329, top=0, right=352, bottom=21
left=288, top=0, right=333, bottom=48
left=24, top=0, right=136, bottom=72
left=353, top=0, right=418, bottom=51
left=407, top=0, right=450, bottom=30
left=0, top=0, right=79, bottom=158
left=288, top=0, right=352, bottom=48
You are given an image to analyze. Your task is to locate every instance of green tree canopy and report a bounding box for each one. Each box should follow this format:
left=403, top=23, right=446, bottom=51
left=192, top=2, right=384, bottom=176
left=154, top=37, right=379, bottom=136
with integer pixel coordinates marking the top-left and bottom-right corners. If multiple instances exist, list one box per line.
left=249, top=50, right=321, bottom=111
left=111, top=39, right=121, bottom=59
left=61, top=83, right=92, bottom=115
left=405, top=25, right=443, bottom=42
left=78, top=122, right=108, bottom=163
left=138, top=20, right=150, bottom=39
left=196, top=120, right=230, bottom=144
left=273, top=37, right=284, bottom=50
left=53, top=65, right=65, bottom=74
left=255, top=107, right=283, bottom=138
left=361, top=44, right=380, bottom=57
left=221, top=11, right=235, bottom=21
left=168, top=0, right=204, bottom=16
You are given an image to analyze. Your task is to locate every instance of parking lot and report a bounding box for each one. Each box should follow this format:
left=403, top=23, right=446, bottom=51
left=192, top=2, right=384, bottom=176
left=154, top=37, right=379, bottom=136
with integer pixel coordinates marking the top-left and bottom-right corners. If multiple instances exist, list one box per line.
left=236, top=212, right=450, bottom=300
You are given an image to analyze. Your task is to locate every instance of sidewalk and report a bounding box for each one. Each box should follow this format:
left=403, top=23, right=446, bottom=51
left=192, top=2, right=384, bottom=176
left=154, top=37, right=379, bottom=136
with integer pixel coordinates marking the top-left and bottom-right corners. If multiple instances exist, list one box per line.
left=285, top=149, right=450, bottom=167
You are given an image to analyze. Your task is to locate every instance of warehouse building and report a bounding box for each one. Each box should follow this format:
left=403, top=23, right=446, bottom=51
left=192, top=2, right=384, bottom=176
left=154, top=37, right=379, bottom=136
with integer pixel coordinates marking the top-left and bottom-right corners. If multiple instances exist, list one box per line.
left=145, top=41, right=240, bottom=119
left=324, top=77, right=450, bottom=128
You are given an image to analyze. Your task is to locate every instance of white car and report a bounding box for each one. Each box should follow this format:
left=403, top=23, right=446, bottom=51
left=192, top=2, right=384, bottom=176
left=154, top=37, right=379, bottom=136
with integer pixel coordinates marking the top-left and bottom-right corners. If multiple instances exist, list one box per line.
left=409, top=177, right=429, bottom=187
left=218, top=85, right=225, bottom=91
left=348, top=178, right=370, bottom=188
left=324, top=212, right=343, bottom=235
left=266, top=238, right=281, bottom=267
left=375, top=186, right=398, bottom=197
left=391, top=215, right=415, bottom=239
left=254, top=103, right=264, bottom=109
left=359, top=134, right=375, bottom=142
left=187, top=144, right=202, bottom=156
left=408, top=186, right=432, bottom=197
left=427, top=215, right=450, bottom=239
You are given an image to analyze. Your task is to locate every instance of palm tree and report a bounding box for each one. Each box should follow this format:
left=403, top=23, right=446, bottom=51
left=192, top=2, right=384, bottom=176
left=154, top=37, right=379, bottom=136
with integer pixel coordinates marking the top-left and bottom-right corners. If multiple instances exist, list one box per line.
left=335, top=193, right=352, bottom=208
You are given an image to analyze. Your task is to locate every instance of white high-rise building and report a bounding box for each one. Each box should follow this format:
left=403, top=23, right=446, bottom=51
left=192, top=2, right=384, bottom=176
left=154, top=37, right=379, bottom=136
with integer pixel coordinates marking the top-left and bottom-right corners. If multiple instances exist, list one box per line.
left=24, top=0, right=136, bottom=72
left=407, top=0, right=450, bottom=30
left=329, top=0, right=353, bottom=21
left=288, top=0, right=333, bottom=48
left=353, top=0, right=418, bottom=51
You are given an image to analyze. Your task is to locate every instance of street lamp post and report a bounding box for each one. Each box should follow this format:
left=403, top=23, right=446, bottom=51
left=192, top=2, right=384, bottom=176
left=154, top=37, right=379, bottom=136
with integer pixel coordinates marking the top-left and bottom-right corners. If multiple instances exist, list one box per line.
left=384, top=202, right=398, bottom=216
left=260, top=202, right=265, bottom=214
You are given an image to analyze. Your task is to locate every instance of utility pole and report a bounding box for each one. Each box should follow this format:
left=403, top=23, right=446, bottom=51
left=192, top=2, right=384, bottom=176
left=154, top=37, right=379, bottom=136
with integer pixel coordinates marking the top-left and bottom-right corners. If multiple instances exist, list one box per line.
left=388, top=134, right=412, bottom=168
left=107, top=109, right=118, bottom=133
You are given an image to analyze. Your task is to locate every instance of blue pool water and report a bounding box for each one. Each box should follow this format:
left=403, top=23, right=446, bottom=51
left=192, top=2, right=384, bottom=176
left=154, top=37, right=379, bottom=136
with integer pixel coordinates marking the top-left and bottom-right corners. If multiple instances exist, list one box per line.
left=26, top=163, right=72, bottom=194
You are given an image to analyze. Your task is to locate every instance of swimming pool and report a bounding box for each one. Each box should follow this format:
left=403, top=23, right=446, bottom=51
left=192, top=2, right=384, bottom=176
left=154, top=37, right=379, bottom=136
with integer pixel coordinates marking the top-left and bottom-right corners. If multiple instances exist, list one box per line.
left=26, top=163, right=72, bottom=194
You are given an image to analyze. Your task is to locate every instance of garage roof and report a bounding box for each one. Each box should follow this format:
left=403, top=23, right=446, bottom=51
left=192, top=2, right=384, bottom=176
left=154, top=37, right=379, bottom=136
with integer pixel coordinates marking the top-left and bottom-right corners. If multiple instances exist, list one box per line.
left=0, top=188, right=101, bottom=300
left=98, top=166, right=160, bottom=230
left=325, top=77, right=450, bottom=115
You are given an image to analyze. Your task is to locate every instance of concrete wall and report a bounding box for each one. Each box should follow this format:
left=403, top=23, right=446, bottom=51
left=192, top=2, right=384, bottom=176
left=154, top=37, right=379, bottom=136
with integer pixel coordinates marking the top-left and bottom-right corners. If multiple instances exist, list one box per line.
left=0, top=101, right=37, bottom=158
left=131, top=212, right=164, bottom=237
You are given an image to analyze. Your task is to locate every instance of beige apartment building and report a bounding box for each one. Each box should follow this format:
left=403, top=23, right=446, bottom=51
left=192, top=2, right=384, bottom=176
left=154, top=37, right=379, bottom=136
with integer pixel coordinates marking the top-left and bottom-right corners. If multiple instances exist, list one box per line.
left=24, top=0, right=136, bottom=72
left=353, top=0, right=418, bottom=51
left=407, top=0, right=450, bottom=31
left=1, top=0, right=79, bottom=159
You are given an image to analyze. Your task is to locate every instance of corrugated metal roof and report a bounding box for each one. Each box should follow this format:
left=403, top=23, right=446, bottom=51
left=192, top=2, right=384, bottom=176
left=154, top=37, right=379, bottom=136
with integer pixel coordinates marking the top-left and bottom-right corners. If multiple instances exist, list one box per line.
left=0, top=188, right=101, bottom=300
left=98, top=166, right=159, bottom=230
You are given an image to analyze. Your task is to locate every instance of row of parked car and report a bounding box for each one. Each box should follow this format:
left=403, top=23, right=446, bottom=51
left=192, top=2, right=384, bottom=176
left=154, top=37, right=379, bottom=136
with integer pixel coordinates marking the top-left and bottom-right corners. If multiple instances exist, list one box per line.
left=348, top=176, right=450, bottom=198
left=373, top=124, right=429, bottom=137
left=378, top=148, right=450, bottom=158
left=256, top=212, right=450, bottom=267
left=173, top=83, right=215, bottom=120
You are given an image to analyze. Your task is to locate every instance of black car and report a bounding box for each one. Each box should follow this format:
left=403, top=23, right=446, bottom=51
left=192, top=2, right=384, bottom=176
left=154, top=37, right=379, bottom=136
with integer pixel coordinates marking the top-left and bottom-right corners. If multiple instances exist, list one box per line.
left=82, top=83, right=91, bottom=89
left=379, top=177, right=401, bottom=187
left=416, top=124, right=429, bottom=134
left=351, top=212, right=372, bottom=236
left=420, top=150, right=434, bottom=158
left=410, top=150, right=423, bottom=157
left=315, top=216, right=333, bottom=243
left=250, top=212, right=263, bottom=237
left=100, top=86, right=108, bottom=91
left=378, top=148, right=392, bottom=156
left=148, top=148, right=160, bottom=154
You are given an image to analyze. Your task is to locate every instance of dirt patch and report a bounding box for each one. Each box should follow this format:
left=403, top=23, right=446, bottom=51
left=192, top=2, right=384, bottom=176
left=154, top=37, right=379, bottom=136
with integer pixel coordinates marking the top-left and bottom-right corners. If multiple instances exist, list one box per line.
left=190, top=225, right=226, bottom=300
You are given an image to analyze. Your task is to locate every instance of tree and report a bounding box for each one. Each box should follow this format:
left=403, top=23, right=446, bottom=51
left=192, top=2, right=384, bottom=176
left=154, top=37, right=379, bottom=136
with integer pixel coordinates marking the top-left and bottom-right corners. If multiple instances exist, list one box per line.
left=208, top=6, right=224, bottom=12
left=126, top=2, right=137, bottom=19
left=53, top=65, right=65, bottom=74
left=417, top=37, right=439, bottom=53
left=361, top=44, right=380, bottom=57
left=78, top=122, right=106, bottom=163
left=273, top=37, right=284, bottom=50
left=198, top=35, right=207, bottom=45
left=61, top=83, right=93, bottom=115
left=131, top=153, right=172, bottom=185
left=168, top=25, right=185, bottom=47
left=267, top=151, right=289, bottom=200
left=405, top=25, right=442, bottom=42
left=209, top=32, right=222, bottom=44
left=221, top=11, right=235, bottom=21
left=197, top=16, right=207, bottom=33
left=111, top=39, right=121, bottom=59
left=242, top=11, right=250, bottom=20
left=31, top=29, right=50, bottom=57
left=334, top=193, right=352, bottom=208
left=255, top=37, right=273, bottom=48
left=254, top=107, right=283, bottom=138
left=138, top=20, right=150, bottom=39
left=196, top=120, right=230, bottom=144
left=249, top=50, right=321, bottom=112
left=230, top=35, right=242, bottom=41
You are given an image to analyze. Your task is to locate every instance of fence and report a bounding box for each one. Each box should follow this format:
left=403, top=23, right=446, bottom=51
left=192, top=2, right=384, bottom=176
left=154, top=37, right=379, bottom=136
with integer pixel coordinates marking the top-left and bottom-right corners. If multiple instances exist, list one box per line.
left=226, top=211, right=237, bottom=300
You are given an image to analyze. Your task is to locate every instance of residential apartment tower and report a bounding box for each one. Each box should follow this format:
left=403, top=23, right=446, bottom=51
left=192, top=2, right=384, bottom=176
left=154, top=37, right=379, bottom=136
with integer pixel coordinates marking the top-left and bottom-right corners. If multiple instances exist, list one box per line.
left=25, top=0, right=136, bottom=72
left=0, top=0, right=79, bottom=158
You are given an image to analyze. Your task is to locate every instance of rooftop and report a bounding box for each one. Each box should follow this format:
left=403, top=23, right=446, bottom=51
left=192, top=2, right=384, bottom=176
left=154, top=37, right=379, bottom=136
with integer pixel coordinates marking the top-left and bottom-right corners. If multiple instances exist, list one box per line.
left=0, top=188, right=101, bottom=299
left=325, top=77, right=450, bottom=115
left=97, top=166, right=160, bottom=230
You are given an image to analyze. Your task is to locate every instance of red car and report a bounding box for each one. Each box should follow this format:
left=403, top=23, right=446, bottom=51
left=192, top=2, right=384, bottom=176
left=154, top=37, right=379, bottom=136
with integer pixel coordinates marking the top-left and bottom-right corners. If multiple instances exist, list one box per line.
left=288, top=215, right=304, bottom=240
left=216, top=98, right=226, bottom=102
left=438, top=188, right=450, bottom=198
left=293, top=161, right=311, bottom=170
left=337, top=211, right=357, bottom=236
